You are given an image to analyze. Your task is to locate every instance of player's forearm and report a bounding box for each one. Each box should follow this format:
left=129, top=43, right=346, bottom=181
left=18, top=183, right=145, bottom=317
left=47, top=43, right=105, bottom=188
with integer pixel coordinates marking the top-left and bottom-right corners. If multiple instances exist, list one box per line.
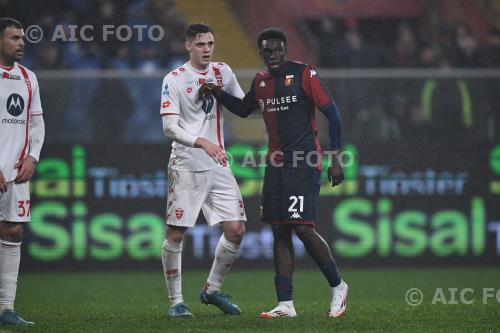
left=322, top=102, right=342, bottom=150
left=162, top=115, right=197, bottom=147
left=219, top=90, right=254, bottom=118
left=28, top=114, right=45, bottom=161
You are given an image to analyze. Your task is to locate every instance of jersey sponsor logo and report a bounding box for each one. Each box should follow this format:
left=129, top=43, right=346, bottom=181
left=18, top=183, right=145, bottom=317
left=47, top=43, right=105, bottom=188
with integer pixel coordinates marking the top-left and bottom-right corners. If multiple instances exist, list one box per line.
left=204, top=113, right=216, bottom=121
left=1, top=118, right=26, bottom=125
left=1, top=72, right=21, bottom=80
left=285, top=75, right=294, bottom=86
left=175, top=208, right=184, bottom=219
left=261, top=95, right=298, bottom=112
left=6, top=93, right=24, bottom=116
left=259, top=80, right=266, bottom=87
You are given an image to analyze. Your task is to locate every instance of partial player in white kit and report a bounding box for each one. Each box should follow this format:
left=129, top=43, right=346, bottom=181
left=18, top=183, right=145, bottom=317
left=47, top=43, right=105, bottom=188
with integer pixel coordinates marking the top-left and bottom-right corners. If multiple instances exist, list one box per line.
left=160, top=22, right=246, bottom=318
left=0, top=18, right=45, bottom=327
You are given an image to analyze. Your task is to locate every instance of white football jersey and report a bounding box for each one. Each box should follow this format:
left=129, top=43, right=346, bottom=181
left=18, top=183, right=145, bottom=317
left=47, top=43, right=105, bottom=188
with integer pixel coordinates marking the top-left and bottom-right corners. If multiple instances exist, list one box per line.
left=0, top=63, right=43, bottom=182
left=160, top=61, right=244, bottom=171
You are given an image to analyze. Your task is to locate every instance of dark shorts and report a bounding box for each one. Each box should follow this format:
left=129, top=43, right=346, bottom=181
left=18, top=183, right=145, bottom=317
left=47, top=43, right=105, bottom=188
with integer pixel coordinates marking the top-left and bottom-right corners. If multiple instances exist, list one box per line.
left=261, top=164, right=321, bottom=225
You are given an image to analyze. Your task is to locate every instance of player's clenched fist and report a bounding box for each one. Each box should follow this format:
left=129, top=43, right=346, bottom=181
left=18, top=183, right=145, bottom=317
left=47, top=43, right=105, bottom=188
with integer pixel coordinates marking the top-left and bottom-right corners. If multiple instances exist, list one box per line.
left=198, top=83, right=221, bottom=102
left=327, top=153, right=344, bottom=187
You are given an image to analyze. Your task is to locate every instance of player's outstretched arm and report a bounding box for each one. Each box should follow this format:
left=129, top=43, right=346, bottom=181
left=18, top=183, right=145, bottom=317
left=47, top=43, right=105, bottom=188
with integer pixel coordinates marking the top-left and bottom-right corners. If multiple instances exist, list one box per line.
left=198, top=83, right=255, bottom=118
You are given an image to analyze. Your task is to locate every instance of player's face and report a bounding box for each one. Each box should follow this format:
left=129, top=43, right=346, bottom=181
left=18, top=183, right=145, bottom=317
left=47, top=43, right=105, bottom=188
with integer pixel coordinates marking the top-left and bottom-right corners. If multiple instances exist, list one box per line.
left=0, top=27, right=25, bottom=65
left=260, top=39, right=287, bottom=71
left=186, top=32, right=214, bottom=70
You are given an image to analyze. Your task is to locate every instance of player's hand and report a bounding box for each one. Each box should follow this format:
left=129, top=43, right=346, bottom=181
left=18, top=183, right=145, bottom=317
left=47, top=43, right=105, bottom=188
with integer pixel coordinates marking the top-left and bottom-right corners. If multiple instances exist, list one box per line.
left=195, top=138, right=228, bottom=166
left=327, top=152, right=344, bottom=187
left=14, top=155, right=37, bottom=184
left=0, top=171, right=6, bottom=193
left=198, top=83, right=221, bottom=102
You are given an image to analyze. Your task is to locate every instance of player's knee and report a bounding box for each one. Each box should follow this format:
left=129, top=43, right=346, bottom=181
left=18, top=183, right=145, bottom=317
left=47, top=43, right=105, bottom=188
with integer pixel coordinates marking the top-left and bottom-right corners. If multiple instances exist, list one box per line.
left=0, top=221, right=24, bottom=243
left=166, top=225, right=186, bottom=243
left=223, top=222, right=245, bottom=243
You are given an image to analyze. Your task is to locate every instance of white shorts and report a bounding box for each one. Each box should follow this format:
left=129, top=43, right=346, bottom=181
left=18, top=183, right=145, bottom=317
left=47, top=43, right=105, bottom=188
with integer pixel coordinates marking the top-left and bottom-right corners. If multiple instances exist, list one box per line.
left=0, top=181, right=31, bottom=222
left=166, top=167, right=246, bottom=227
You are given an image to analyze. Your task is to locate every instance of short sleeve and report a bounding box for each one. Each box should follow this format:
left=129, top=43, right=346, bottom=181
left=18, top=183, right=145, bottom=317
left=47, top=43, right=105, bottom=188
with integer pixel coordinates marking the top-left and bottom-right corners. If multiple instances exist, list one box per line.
left=301, top=66, right=334, bottom=111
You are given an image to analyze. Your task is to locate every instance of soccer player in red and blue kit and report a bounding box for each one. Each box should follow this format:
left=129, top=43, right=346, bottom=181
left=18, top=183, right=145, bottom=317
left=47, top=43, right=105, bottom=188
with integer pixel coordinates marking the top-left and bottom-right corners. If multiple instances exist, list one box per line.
left=199, top=27, right=348, bottom=318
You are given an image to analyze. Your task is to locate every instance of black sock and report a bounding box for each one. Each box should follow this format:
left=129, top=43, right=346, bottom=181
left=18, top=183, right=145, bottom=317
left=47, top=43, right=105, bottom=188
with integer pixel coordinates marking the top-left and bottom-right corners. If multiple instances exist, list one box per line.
left=274, top=275, right=293, bottom=302
left=320, top=261, right=341, bottom=287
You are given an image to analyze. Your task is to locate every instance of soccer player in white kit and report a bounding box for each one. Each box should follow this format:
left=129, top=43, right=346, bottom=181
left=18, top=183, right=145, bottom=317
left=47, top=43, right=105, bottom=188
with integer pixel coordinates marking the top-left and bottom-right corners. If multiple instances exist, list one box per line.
left=160, top=23, right=246, bottom=318
left=0, top=18, right=45, bottom=326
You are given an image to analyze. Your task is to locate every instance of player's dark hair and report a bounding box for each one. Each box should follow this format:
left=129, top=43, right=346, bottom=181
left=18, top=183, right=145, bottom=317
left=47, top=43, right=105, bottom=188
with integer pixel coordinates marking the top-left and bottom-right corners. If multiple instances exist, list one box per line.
left=186, top=22, right=214, bottom=41
left=257, top=28, right=287, bottom=48
left=0, top=18, right=23, bottom=37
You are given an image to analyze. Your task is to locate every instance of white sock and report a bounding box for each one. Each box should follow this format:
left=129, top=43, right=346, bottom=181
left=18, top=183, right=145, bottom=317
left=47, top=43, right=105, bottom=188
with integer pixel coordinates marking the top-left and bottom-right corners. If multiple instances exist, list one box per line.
left=0, top=240, right=21, bottom=313
left=161, top=239, right=183, bottom=306
left=278, top=300, right=294, bottom=309
left=206, top=234, right=240, bottom=294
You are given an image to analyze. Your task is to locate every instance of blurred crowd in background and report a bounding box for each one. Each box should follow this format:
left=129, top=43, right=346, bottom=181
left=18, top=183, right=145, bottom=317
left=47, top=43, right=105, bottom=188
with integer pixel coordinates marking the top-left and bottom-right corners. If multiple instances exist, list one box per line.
left=1, top=0, right=498, bottom=145
left=312, top=17, right=500, bottom=68
left=0, top=0, right=187, bottom=70
left=1, top=0, right=499, bottom=69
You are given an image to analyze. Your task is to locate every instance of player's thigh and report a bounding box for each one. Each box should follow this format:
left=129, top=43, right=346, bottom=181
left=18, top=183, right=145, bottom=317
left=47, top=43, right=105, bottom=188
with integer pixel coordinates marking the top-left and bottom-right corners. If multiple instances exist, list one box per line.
left=282, top=166, right=321, bottom=224
left=166, top=169, right=207, bottom=228
left=0, top=181, right=31, bottom=223
left=202, top=167, right=246, bottom=226
left=261, top=164, right=284, bottom=223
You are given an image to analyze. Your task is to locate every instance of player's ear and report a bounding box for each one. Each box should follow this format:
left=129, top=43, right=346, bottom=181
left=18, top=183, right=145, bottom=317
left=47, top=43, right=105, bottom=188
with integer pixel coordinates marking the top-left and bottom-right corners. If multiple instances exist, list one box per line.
left=184, top=41, right=190, bottom=53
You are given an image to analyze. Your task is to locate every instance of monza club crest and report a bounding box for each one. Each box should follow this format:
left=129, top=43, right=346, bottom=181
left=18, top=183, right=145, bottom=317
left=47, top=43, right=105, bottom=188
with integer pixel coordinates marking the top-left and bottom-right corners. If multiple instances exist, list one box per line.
left=175, top=208, right=184, bottom=219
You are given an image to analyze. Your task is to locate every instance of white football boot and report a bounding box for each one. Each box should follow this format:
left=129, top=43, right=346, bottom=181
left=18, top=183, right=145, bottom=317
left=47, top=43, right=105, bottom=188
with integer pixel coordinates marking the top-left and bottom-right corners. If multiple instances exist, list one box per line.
left=259, top=302, right=297, bottom=318
left=328, top=280, right=348, bottom=318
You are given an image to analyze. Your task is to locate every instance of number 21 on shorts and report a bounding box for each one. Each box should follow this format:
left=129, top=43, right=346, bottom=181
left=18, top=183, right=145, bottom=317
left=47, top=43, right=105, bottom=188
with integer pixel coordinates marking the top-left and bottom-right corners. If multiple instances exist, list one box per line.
left=288, top=196, right=304, bottom=213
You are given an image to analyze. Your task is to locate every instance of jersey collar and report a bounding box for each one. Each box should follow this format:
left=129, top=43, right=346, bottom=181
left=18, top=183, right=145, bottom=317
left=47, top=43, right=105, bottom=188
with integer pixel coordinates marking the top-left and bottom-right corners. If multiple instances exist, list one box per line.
left=0, top=63, right=16, bottom=71
left=187, top=61, right=209, bottom=75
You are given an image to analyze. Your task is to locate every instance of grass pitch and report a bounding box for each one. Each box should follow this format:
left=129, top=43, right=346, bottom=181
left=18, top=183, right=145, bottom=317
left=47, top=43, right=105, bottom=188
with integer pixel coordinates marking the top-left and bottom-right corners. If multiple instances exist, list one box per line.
left=8, top=267, right=500, bottom=332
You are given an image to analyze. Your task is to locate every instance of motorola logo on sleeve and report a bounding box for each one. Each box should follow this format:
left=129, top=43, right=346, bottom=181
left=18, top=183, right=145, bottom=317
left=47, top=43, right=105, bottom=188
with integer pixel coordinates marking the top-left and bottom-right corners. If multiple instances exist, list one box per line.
left=6, top=93, right=25, bottom=117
